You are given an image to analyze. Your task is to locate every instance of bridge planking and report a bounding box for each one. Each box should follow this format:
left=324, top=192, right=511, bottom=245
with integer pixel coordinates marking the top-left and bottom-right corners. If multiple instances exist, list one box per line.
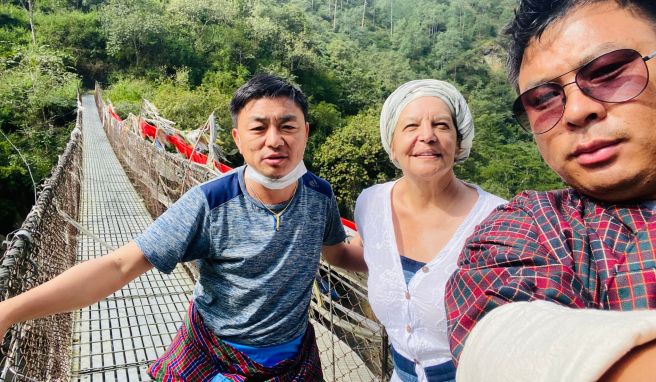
left=69, top=95, right=194, bottom=381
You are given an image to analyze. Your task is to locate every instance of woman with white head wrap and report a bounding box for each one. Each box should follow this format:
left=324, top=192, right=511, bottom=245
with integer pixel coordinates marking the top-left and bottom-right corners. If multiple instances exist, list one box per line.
left=352, top=80, right=506, bottom=382
left=379, top=79, right=475, bottom=167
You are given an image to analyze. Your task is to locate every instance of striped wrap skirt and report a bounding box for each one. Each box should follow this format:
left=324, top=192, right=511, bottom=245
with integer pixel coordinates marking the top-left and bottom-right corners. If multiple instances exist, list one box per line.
left=149, top=303, right=324, bottom=381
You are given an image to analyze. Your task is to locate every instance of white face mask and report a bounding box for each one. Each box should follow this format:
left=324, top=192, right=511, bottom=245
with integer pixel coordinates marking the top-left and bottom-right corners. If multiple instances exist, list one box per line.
left=245, top=161, right=307, bottom=190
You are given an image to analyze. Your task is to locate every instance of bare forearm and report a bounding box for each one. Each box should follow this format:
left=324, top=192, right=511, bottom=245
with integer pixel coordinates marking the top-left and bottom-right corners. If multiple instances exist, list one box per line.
left=337, top=244, right=367, bottom=272
left=322, top=242, right=367, bottom=272
left=0, top=241, right=152, bottom=328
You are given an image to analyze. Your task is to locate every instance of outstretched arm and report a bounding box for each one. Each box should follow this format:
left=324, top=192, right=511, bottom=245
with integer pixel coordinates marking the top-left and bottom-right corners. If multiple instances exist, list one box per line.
left=447, top=192, right=656, bottom=381
left=0, top=241, right=152, bottom=342
left=456, top=299, right=656, bottom=381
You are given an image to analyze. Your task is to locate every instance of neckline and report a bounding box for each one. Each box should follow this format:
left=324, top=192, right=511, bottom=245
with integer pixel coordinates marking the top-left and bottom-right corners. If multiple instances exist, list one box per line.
left=250, top=182, right=298, bottom=232
left=642, top=200, right=656, bottom=211
left=386, top=180, right=483, bottom=268
left=238, top=166, right=301, bottom=210
left=400, top=254, right=427, bottom=267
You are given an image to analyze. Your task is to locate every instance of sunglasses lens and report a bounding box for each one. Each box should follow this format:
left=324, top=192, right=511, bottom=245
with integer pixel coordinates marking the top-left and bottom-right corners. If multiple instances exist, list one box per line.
left=514, top=83, right=565, bottom=134
left=577, top=49, right=648, bottom=103
left=514, top=49, right=651, bottom=134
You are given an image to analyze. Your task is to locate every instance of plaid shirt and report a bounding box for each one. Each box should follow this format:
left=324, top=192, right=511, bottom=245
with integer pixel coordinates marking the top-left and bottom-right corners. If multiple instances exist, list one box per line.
left=446, top=188, right=656, bottom=361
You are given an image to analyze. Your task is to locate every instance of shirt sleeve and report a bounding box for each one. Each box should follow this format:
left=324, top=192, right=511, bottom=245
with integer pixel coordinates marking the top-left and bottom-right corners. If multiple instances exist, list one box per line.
left=323, top=192, right=347, bottom=246
left=445, top=193, right=590, bottom=362
left=457, top=300, right=656, bottom=381
left=134, top=186, right=211, bottom=274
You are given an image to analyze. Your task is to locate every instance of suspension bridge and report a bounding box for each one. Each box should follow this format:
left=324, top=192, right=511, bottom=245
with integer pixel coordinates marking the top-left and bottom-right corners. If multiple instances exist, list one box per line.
left=0, top=90, right=390, bottom=381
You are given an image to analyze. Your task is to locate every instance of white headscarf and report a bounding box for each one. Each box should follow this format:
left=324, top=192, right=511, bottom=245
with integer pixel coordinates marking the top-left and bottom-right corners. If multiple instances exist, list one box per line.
left=379, top=79, right=475, bottom=168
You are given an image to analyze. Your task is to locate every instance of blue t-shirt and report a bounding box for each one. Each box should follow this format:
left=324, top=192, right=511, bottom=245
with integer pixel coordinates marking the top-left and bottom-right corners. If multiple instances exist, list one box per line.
left=135, top=166, right=346, bottom=347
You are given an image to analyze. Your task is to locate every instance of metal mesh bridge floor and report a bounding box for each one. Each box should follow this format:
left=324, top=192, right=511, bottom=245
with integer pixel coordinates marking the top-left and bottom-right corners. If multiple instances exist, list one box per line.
left=70, top=95, right=194, bottom=381
left=70, top=95, right=376, bottom=381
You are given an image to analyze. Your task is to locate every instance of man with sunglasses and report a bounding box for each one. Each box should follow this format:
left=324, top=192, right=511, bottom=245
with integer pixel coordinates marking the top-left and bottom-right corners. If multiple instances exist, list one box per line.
left=445, top=1, right=656, bottom=381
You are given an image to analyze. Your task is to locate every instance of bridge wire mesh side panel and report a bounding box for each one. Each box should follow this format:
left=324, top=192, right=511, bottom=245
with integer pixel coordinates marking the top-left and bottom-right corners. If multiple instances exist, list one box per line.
left=94, top=86, right=392, bottom=381
left=0, top=107, right=83, bottom=381
left=311, top=260, right=391, bottom=381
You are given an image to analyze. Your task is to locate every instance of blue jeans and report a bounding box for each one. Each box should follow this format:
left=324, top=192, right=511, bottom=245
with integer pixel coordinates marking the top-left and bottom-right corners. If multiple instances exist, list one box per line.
left=391, top=346, right=456, bottom=382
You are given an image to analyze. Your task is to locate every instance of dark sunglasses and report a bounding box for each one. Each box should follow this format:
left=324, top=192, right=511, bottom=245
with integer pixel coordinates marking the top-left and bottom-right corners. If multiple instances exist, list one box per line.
left=513, top=48, right=656, bottom=134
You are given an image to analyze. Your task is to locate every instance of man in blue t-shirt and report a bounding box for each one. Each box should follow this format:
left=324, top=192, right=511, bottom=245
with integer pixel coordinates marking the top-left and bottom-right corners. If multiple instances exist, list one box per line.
left=0, top=74, right=366, bottom=381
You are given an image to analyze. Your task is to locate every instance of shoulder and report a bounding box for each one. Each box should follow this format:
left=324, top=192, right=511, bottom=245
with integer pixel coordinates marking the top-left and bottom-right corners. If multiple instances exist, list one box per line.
left=301, top=171, right=333, bottom=198
left=198, top=168, right=243, bottom=209
left=475, top=186, right=508, bottom=206
left=358, top=181, right=395, bottom=203
left=459, top=189, right=585, bottom=270
left=469, top=185, right=507, bottom=214
left=505, top=188, right=582, bottom=217
left=474, top=188, right=581, bottom=237
left=355, top=181, right=394, bottom=220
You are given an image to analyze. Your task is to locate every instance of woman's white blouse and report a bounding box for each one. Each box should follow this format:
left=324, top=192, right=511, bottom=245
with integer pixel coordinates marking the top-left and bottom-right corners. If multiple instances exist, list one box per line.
left=354, top=181, right=506, bottom=381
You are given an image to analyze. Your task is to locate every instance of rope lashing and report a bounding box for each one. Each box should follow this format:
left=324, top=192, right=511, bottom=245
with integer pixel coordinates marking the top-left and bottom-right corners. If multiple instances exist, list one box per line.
left=0, top=230, right=35, bottom=293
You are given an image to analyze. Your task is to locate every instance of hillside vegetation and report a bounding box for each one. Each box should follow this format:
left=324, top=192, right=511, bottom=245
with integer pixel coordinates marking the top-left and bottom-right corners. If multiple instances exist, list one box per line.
left=0, top=0, right=563, bottom=235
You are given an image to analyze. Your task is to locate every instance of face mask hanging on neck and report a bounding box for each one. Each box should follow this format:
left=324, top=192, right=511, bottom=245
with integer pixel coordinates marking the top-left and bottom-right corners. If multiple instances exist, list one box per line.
left=245, top=161, right=307, bottom=190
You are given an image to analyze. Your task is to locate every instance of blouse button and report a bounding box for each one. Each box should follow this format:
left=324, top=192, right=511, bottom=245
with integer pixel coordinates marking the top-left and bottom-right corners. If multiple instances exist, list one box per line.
left=421, top=266, right=429, bottom=273
left=404, top=291, right=411, bottom=300
left=414, top=358, right=419, bottom=364
left=406, top=324, right=412, bottom=333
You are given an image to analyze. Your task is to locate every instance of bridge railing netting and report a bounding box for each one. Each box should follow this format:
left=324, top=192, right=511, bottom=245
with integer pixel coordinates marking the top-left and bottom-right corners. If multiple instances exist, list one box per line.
left=93, top=85, right=392, bottom=381
left=0, top=103, right=83, bottom=381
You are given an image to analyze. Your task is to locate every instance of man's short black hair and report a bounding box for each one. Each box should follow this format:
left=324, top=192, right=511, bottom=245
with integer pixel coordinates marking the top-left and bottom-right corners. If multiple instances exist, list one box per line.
left=504, top=0, right=656, bottom=90
left=230, top=74, right=309, bottom=126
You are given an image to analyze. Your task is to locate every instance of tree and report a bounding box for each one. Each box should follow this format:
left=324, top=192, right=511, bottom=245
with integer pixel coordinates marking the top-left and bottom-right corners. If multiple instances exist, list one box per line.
left=0, top=3, right=32, bottom=57
left=246, top=3, right=318, bottom=74
left=101, top=0, right=167, bottom=68
left=0, top=0, right=566, bottom=233
left=37, top=10, right=108, bottom=86
left=0, top=44, right=78, bottom=234
left=305, top=100, right=343, bottom=170
left=314, top=109, right=398, bottom=217
left=466, top=143, right=564, bottom=199
left=21, top=0, right=36, bottom=44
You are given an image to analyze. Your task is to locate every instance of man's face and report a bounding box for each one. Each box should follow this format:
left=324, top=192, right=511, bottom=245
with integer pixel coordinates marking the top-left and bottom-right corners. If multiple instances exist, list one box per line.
left=232, top=97, right=309, bottom=179
left=518, top=2, right=656, bottom=201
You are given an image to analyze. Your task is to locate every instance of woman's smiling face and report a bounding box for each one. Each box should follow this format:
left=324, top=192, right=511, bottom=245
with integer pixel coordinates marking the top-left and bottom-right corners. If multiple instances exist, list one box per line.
left=390, top=96, right=459, bottom=179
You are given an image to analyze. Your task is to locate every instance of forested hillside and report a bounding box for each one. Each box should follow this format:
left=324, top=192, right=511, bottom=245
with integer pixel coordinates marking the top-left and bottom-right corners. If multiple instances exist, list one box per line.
left=0, top=0, right=563, bottom=236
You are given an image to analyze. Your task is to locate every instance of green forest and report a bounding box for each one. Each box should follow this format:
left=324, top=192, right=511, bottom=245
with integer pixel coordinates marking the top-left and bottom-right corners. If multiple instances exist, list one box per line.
left=0, top=0, right=564, bottom=237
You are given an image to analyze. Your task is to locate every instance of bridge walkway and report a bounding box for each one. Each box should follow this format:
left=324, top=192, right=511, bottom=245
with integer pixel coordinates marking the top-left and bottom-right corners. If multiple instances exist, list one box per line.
left=70, top=95, right=194, bottom=381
